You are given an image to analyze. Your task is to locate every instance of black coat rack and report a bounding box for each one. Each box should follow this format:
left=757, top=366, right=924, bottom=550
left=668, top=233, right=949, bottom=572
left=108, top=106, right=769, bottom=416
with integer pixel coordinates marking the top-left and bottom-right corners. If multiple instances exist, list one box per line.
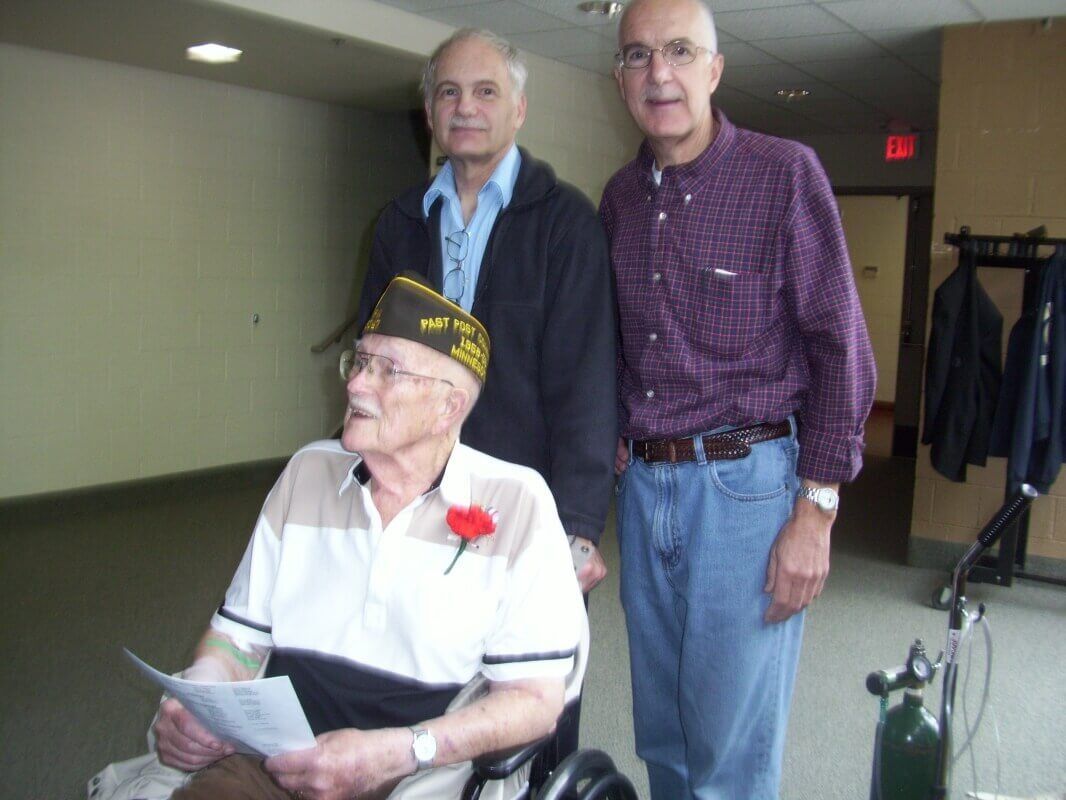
left=938, top=226, right=1066, bottom=592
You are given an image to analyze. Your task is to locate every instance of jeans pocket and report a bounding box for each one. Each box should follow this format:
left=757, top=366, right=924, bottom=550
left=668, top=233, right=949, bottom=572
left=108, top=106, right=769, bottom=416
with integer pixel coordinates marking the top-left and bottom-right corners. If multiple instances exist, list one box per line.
left=709, top=439, right=791, bottom=501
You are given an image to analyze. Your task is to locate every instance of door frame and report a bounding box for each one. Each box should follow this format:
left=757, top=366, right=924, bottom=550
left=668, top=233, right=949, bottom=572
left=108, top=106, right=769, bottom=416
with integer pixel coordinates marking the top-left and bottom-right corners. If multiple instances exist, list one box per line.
left=835, top=186, right=934, bottom=458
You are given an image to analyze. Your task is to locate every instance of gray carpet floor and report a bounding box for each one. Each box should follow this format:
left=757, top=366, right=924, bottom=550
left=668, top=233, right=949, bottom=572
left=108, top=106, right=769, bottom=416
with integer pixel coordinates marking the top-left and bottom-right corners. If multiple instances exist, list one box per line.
left=2, top=455, right=1064, bottom=799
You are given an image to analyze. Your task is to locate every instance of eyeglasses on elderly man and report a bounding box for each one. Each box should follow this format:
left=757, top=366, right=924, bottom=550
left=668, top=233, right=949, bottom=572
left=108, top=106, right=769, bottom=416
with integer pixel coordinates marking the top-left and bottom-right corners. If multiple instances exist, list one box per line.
left=339, top=347, right=456, bottom=388
left=615, top=39, right=711, bottom=69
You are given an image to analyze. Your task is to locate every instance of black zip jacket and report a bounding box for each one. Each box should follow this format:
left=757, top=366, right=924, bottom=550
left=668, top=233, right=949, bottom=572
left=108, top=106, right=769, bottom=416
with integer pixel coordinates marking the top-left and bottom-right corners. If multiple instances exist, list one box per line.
left=356, top=148, right=617, bottom=544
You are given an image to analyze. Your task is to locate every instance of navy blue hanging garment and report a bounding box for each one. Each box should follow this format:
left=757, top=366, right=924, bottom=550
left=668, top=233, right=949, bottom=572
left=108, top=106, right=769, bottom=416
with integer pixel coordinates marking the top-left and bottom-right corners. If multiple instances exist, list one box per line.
left=988, top=246, right=1066, bottom=492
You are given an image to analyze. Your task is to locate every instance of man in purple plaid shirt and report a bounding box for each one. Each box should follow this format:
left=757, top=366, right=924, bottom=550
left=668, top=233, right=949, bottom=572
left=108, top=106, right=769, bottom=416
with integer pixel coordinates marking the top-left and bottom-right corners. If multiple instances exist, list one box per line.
left=600, top=0, right=875, bottom=796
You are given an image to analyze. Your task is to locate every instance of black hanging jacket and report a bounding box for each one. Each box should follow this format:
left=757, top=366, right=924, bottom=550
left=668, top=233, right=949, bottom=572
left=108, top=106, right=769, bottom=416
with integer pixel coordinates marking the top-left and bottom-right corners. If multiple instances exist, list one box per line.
left=922, top=245, right=1003, bottom=481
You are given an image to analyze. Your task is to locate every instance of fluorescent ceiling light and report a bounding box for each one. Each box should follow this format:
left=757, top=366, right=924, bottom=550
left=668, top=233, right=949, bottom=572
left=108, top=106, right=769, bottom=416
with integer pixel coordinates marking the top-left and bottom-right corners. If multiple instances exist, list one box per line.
left=186, top=43, right=242, bottom=64
left=577, top=1, right=624, bottom=16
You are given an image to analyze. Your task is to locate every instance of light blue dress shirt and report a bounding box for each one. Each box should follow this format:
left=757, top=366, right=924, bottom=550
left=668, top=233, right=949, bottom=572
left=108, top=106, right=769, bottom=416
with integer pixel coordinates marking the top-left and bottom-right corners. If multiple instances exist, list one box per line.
left=422, top=144, right=522, bottom=311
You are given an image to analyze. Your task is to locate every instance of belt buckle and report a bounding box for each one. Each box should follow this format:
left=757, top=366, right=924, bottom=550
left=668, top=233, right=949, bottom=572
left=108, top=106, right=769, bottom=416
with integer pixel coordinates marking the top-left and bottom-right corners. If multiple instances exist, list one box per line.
left=667, top=440, right=677, bottom=463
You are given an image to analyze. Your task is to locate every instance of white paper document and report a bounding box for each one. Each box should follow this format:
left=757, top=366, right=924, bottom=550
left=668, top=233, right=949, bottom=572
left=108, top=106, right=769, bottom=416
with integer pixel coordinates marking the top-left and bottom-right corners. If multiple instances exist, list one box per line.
left=124, top=648, right=316, bottom=757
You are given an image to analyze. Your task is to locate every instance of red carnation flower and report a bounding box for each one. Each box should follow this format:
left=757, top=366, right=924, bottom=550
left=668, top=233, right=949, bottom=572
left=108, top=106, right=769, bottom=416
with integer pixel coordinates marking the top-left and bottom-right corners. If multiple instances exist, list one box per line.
left=444, top=505, right=497, bottom=574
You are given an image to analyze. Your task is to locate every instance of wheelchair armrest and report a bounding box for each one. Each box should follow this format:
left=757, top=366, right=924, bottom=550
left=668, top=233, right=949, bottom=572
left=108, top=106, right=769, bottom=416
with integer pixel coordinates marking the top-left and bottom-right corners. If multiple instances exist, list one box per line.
left=471, top=736, right=552, bottom=781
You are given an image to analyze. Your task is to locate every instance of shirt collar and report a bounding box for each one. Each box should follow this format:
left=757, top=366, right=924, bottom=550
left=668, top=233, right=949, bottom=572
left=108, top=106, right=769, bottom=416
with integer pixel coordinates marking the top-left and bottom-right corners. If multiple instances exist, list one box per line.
left=338, top=455, right=367, bottom=495
left=422, top=144, right=522, bottom=218
left=338, top=443, right=473, bottom=508
left=641, top=107, right=735, bottom=191
left=437, top=441, right=473, bottom=507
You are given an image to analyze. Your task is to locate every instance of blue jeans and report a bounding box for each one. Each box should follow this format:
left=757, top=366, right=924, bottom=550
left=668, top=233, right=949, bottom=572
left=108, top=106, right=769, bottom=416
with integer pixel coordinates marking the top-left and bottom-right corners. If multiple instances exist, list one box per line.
left=616, top=425, right=804, bottom=800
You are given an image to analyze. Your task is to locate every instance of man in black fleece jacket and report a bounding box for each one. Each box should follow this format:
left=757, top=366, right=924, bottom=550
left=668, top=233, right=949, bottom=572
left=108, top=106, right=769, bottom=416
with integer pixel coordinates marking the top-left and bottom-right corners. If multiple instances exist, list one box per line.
left=357, top=28, right=617, bottom=596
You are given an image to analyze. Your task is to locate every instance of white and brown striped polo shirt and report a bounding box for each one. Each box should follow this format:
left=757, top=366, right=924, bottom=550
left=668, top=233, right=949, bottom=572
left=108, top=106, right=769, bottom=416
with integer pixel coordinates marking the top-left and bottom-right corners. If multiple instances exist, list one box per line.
left=209, top=439, right=586, bottom=795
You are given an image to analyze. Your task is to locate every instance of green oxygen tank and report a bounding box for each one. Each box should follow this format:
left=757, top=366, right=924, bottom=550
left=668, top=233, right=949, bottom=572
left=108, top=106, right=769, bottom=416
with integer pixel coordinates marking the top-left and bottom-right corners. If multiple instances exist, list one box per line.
left=877, top=688, right=940, bottom=800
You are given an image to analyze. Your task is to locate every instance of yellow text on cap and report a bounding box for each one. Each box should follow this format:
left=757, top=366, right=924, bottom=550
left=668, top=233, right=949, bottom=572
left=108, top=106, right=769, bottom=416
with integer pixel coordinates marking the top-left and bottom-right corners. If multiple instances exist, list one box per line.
left=420, top=317, right=452, bottom=335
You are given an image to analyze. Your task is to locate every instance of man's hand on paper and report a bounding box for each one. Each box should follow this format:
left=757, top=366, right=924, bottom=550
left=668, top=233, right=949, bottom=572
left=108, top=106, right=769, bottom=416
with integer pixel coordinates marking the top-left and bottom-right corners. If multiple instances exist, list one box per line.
left=154, top=697, right=235, bottom=771
left=265, top=727, right=409, bottom=800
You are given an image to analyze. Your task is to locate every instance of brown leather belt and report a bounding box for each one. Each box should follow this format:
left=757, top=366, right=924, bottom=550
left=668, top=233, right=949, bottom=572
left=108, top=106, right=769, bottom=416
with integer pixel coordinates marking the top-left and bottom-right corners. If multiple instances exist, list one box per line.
left=631, top=420, right=792, bottom=464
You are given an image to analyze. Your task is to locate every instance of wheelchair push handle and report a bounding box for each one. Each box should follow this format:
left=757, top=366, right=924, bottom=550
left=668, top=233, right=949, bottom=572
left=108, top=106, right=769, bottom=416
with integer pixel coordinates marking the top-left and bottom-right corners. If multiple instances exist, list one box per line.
left=951, top=484, right=1038, bottom=613
left=975, top=484, right=1038, bottom=549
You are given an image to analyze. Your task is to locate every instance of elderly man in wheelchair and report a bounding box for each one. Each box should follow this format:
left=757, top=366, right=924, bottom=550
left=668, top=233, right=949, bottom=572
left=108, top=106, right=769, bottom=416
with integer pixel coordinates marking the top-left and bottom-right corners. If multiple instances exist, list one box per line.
left=136, top=275, right=589, bottom=800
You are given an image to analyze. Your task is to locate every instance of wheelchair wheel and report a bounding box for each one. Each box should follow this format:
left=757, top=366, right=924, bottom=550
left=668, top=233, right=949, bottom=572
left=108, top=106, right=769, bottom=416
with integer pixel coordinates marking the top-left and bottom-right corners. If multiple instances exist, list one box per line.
left=536, top=749, right=638, bottom=800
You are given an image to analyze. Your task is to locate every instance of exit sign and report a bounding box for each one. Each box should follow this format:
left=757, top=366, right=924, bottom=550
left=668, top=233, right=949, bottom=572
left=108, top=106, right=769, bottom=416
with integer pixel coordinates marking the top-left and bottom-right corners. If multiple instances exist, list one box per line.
left=885, top=134, right=919, bottom=162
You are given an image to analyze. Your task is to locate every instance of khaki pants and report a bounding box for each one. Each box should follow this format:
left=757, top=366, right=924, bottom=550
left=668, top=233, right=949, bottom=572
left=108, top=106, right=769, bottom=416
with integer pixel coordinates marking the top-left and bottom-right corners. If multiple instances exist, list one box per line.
left=171, top=755, right=402, bottom=800
left=171, top=755, right=292, bottom=800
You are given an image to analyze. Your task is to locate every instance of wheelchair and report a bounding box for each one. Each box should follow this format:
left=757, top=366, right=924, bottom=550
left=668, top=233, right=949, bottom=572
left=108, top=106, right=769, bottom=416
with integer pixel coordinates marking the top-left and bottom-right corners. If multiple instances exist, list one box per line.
left=461, top=703, right=638, bottom=800
left=463, top=742, right=637, bottom=800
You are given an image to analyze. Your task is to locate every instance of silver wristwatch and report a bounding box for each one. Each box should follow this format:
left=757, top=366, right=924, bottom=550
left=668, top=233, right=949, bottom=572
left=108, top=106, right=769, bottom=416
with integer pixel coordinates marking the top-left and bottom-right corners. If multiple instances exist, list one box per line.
left=410, top=726, right=437, bottom=772
left=798, top=485, right=839, bottom=512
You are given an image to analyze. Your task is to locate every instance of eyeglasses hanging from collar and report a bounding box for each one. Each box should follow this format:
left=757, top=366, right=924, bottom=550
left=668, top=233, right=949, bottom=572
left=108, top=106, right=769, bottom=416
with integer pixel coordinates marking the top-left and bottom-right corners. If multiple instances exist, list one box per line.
left=444, top=229, right=470, bottom=305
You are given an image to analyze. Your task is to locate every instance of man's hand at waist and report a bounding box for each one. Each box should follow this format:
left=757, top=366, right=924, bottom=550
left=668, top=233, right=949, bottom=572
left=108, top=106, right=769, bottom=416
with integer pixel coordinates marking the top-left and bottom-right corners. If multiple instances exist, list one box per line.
left=764, top=480, right=837, bottom=623
left=571, top=535, right=607, bottom=593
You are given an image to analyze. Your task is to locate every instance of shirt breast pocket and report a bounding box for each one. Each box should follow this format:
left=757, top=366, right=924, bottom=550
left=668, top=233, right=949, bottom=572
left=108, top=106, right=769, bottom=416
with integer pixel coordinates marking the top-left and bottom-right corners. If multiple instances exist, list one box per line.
left=695, top=267, right=775, bottom=359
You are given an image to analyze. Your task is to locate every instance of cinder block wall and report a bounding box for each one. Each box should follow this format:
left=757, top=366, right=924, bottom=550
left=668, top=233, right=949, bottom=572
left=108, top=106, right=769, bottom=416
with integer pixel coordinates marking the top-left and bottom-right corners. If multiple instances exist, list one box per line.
left=0, top=39, right=642, bottom=501
left=517, top=52, right=642, bottom=203
left=0, top=44, right=426, bottom=498
left=910, top=19, right=1066, bottom=565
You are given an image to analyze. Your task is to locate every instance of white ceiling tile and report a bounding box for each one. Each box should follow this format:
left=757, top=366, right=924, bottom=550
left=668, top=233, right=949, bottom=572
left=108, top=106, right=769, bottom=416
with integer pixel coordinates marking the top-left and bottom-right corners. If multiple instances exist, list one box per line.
left=510, top=26, right=612, bottom=56
left=4, top=0, right=964, bottom=142
left=864, top=27, right=942, bottom=54
left=819, top=0, right=981, bottom=31
left=752, top=32, right=886, bottom=62
left=719, top=41, right=783, bottom=66
left=833, top=77, right=938, bottom=105
left=774, top=96, right=874, bottom=116
left=899, top=52, right=940, bottom=81
left=714, top=5, right=852, bottom=40
left=819, top=111, right=893, bottom=133
left=382, top=0, right=488, bottom=11
left=799, top=56, right=913, bottom=82
left=727, top=105, right=837, bottom=136
left=423, top=1, right=566, bottom=34
left=742, top=79, right=860, bottom=104
left=712, top=83, right=766, bottom=106
left=710, top=0, right=814, bottom=9
left=556, top=51, right=617, bottom=74
left=966, top=0, right=1066, bottom=21
left=594, top=24, right=622, bottom=46
left=870, top=100, right=938, bottom=130
left=720, top=62, right=814, bottom=88
left=516, top=0, right=620, bottom=28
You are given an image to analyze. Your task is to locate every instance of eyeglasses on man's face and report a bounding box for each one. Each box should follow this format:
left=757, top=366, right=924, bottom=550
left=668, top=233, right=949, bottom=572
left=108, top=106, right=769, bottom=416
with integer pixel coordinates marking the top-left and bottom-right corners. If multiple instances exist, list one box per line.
left=444, top=229, right=470, bottom=304
left=616, top=40, right=710, bottom=70
left=340, top=349, right=454, bottom=388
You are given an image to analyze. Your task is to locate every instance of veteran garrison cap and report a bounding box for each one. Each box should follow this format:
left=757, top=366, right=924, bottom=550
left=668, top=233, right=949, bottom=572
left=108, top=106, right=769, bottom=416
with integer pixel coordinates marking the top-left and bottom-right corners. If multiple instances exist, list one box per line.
left=361, top=271, right=491, bottom=383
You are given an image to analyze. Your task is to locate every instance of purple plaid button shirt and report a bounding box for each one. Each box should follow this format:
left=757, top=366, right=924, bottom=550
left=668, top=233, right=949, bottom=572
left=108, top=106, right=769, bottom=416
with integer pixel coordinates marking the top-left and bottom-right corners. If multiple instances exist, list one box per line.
left=600, top=110, right=875, bottom=483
